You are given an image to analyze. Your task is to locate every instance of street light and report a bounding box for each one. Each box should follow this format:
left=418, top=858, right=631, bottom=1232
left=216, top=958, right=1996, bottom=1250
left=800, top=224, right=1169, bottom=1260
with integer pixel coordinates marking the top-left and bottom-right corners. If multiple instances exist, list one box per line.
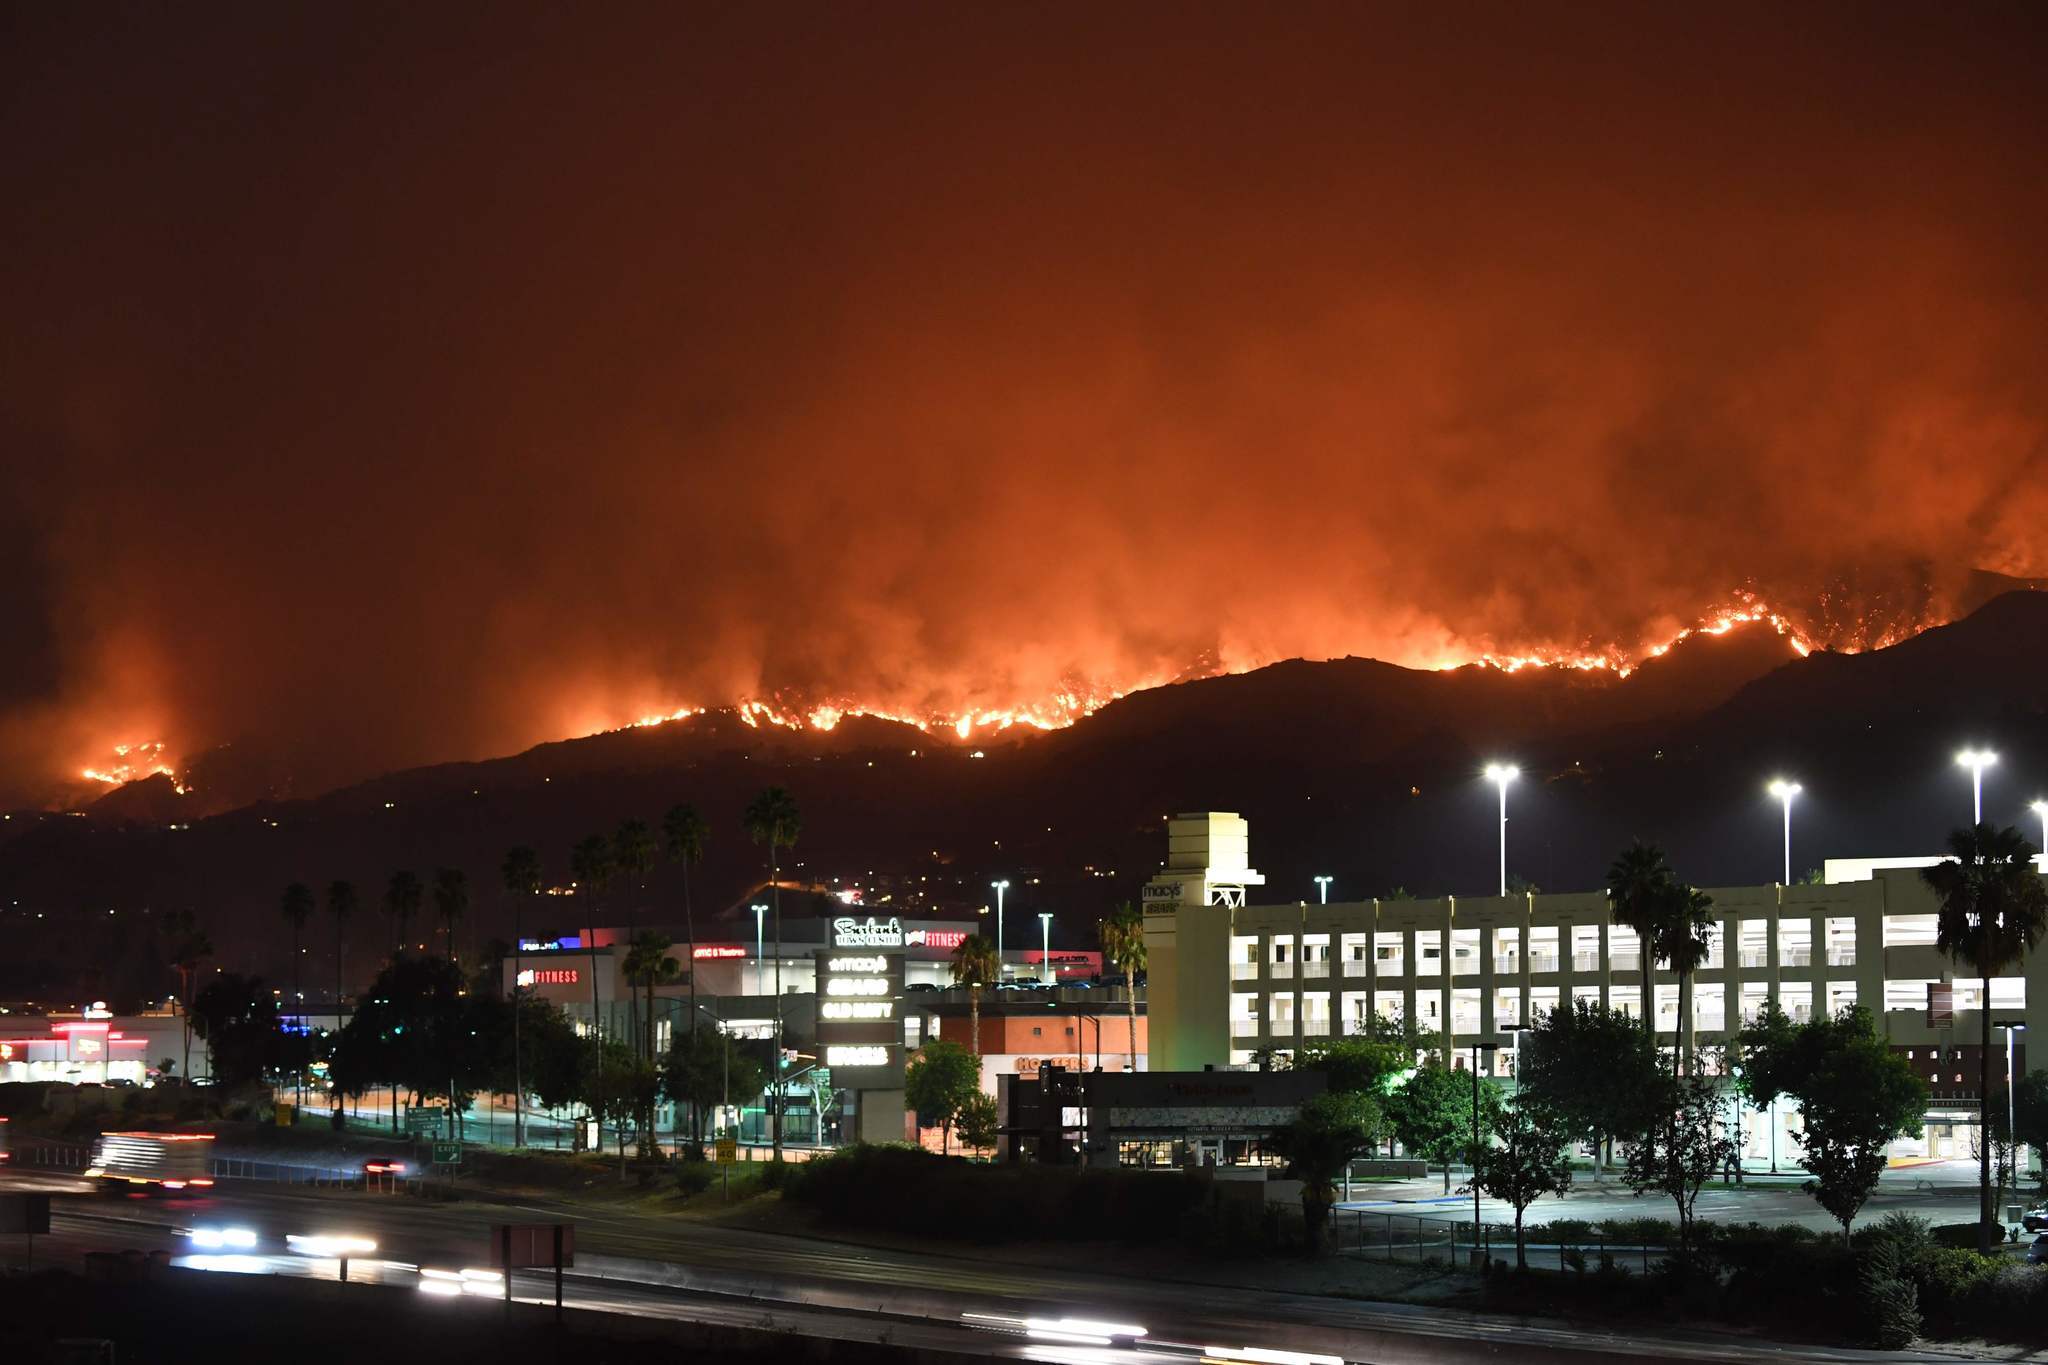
left=1998, top=1020, right=2027, bottom=1205
left=991, top=880, right=1010, bottom=982
left=1038, top=912, right=1053, bottom=985
left=1483, top=765, right=1517, bottom=896
left=2032, top=801, right=2048, bottom=866
left=1470, top=1041, right=1498, bottom=1266
left=1957, top=749, right=1998, bottom=824
left=751, top=904, right=767, bottom=994
left=1314, top=875, right=1333, bottom=905
left=1767, top=779, right=1800, bottom=885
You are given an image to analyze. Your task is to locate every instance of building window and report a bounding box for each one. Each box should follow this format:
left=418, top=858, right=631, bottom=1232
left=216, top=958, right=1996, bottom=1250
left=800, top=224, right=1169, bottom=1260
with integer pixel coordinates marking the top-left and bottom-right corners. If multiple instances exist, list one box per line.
left=1884, top=915, right=1938, bottom=948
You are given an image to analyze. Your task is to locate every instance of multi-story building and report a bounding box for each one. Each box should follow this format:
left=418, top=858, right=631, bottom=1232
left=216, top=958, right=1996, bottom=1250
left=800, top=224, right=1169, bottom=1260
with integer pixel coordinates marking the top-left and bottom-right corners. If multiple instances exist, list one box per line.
left=1145, top=812, right=2037, bottom=1161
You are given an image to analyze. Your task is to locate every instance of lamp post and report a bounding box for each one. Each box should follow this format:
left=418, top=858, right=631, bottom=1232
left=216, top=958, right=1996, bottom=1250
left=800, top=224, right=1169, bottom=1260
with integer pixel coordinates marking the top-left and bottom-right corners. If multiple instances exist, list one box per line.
left=1470, top=1041, right=1498, bottom=1266
left=1767, top=779, right=1800, bottom=885
left=1483, top=765, right=1517, bottom=896
left=1957, top=749, right=1997, bottom=824
left=1314, top=875, right=1333, bottom=905
left=991, top=880, right=1010, bottom=982
left=751, top=904, right=767, bottom=994
left=2033, top=802, right=2048, bottom=869
left=1998, top=1020, right=2028, bottom=1205
left=1038, top=912, right=1053, bottom=985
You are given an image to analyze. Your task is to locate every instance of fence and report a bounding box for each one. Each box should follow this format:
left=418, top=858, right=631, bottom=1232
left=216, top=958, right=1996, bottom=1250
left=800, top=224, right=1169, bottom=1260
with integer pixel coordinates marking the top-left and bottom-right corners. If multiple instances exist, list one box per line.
left=1333, top=1210, right=1667, bottom=1276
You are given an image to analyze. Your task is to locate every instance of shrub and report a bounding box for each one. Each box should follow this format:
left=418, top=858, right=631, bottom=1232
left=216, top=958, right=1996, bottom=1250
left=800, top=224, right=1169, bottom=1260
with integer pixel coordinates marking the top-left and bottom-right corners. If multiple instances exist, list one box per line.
left=1907, top=1246, right=1999, bottom=1329
left=756, top=1156, right=793, bottom=1191
left=1859, top=1235, right=1921, bottom=1349
left=1930, top=1221, right=2004, bottom=1250
left=674, top=1162, right=714, bottom=1196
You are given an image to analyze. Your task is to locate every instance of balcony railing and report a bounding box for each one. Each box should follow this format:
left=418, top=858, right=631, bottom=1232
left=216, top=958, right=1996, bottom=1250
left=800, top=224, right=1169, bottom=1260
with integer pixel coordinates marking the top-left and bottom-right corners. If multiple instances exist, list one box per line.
left=1230, top=1019, right=1261, bottom=1038
left=1827, top=949, right=1856, bottom=967
left=1231, top=963, right=1260, bottom=981
left=1268, top=1018, right=1295, bottom=1036
left=1301, top=1018, right=1331, bottom=1036
left=1493, top=954, right=1520, bottom=974
left=1609, top=953, right=1641, bottom=972
left=1529, top=953, right=1560, bottom=974
left=1342, top=960, right=1370, bottom=977
left=1739, top=949, right=1768, bottom=968
left=1572, top=952, right=1601, bottom=972
left=1375, top=959, right=1405, bottom=976
left=1696, top=1014, right=1728, bottom=1033
left=1269, top=961, right=1294, bottom=979
left=1303, top=961, right=1329, bottom=979
left=1781, top=949, right=1812, bottom=968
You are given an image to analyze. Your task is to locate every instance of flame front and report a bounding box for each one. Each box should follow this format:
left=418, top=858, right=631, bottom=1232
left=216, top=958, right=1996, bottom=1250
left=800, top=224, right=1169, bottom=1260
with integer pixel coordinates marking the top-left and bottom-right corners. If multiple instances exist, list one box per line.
left=81, top=741, right=187, bottom=793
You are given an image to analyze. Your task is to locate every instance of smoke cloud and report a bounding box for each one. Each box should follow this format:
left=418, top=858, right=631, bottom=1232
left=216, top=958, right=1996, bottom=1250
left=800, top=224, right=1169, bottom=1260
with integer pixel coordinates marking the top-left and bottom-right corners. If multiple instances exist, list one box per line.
left=2, top=4, right=2045, bottom=803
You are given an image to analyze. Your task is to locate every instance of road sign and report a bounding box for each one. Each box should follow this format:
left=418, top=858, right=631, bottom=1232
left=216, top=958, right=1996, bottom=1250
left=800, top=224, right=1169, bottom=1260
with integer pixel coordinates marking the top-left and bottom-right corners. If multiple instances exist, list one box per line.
left=488, top=1221, right=574, bottom=1269
left=431, top=1141, right=462, bottom=1166
left=714, top=1137, right=738, bottom=1165
left=406, top=1107, right=448, bottom=1136
left=275, top=1102, right=295, bottom=1127
left=0, top=1193, right=51, bottom=1234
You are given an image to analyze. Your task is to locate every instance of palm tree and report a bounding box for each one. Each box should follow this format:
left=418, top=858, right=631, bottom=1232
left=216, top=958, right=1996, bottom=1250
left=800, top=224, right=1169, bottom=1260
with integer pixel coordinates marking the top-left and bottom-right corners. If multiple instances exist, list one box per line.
left=1606, top=842, right=1712, bottom=1073
left=163, top=909, right=213, bottom=1081
left=431, top=867, right=469, bottom=962
left=1659, top=884, right=1715, bottom=1072
left=744, top=786, right=802, bottom=1161
left=384, top=870, right=423, bottom=958
left=1098, top=902, right=1147, bottom=1073
left=951, top=934, right=1000, bottom=1059
left=613, top=818, right=657, bottom=930
left=623, top=931, right=679, bottom=1155
left=325, top=878, right=357, bottom=1024
left=1922, top=823, right=2048, bottom=1250
left=662, top=803, right=709, bottom=1039
left=500, top=845, right=541, bottom=1148
left=570, top=833, right=615, bottom=1152
left=279, top=883, right=314, bottom=1111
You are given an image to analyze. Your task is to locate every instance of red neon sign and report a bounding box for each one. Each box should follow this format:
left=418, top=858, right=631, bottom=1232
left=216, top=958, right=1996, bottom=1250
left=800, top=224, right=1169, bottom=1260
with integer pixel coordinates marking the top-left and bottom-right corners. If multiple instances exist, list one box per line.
left=530, top=968, right=579, bottom=985
left=920, top=930, right=966, bottom=950
left=692, top=946, right=747, bottom=960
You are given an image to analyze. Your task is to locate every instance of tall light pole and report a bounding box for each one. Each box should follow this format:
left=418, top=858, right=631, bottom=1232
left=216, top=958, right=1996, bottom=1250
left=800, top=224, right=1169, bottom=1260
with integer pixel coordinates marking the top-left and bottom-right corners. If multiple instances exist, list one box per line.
left=2032, top=801, right=2048, bottom=867
left=1957, top=749, right=1997, bottom=824
left=751, top=904, right=767, bottom=994
left=1470, top=1041, right=1497, bottom=1266
left=991, top=880, right=1010, bottom=982
left=1483, top=765, right=1517, bottom=896
left=1038, top=912, right=1053, bottom=985
left=1767, top=779, right=1800, bottom=885
left=1314, top=875, right=1333, bottom=905
left=1998, top=1020, right=2027, bottom=1204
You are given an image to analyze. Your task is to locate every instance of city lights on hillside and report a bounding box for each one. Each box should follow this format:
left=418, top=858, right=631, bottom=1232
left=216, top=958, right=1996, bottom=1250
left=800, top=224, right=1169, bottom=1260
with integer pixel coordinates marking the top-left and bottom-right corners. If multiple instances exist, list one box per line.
left=1956, top=749, right=1998, bottom=823
left=1767, top=779, right=1800, bottom=885
left=1483, top=764, right=1517, bottom=896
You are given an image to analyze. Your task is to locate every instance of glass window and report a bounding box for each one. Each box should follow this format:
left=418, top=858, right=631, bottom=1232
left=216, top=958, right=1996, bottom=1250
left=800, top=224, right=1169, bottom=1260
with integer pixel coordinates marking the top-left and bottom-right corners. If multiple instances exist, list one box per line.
left=1414, top=931, right=1441, bottom=977
left=1884, top=915, right=1938, bottom=947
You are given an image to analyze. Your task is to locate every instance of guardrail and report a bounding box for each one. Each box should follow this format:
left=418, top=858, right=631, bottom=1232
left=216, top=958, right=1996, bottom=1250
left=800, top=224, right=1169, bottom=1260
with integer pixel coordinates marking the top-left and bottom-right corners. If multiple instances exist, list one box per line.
left=1333, top=1209, right=1667, bottom=1275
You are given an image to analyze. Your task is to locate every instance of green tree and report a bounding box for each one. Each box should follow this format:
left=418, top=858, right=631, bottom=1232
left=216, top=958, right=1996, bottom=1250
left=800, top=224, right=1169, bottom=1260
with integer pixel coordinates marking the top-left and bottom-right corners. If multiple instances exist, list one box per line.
left=1621, top=1066, right=1735, bottom=1270
left=189, top=972, right=299, bottom=1089
left=744, top=786, right=802, bottom=1160
left=1098, top=902, right=1147, bottom=1073
left=570, top=832, right=615, bottom=1150
left=331, top=953, right=477, bottom=1129
left=1388, top=1060, right=1497, bottom=1193
left=1266, top=1091, right=1388, bottom=1255
left=662, top=804, right=709, bottom=1022
left=1792, top=1006, right=1930, bottom=1244
left=163, top=908, right=213, bottom=1081
left=613, top=817, right=657, bottom=929
left=1986, top=1067, right=2048, bottom=1198
left=956, top=1091, right=1001, bottom=1155
left=1730, top=1001, right=1799, bottom=1172
left=905, top=1038, right=982, bottom=1153
left=431, top=866, right=469, bottom=962
left=325, top=880, right=357, bottom=1029
left=950, top=933, right=1000, bottom=1058
left=383, top=869, right=423, bottom=957
left=1516, top=999, right=1659, bottom=1169
left=1607, top=842, right=1714, bottom=1073
left=279, top=883, right=314, bottom=1020
left=1293, top=1036, right=1407, bottom=1099
left=1468, top=1098, right=1575, bottom=1268
left=588, top=1039, right=660, bottom=1171
left=499, top=845, right=542, bottom=1147
left=1921, top=822, right=2048, bottom=1250
left=623, top=931, right=680, bottom=1152
left=664, top=1025, right=766, bottom=1138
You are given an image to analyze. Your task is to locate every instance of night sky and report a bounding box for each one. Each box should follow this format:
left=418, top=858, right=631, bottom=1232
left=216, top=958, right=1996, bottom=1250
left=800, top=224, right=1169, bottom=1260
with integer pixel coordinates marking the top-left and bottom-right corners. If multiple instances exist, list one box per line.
left=4, top=3, right=2045, bottom=806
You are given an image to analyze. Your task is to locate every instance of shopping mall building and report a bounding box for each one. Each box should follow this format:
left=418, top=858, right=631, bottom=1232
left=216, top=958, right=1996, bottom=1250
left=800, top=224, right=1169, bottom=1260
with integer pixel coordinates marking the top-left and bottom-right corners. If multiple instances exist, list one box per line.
left=1144, top=813, right=2040, bottom=1162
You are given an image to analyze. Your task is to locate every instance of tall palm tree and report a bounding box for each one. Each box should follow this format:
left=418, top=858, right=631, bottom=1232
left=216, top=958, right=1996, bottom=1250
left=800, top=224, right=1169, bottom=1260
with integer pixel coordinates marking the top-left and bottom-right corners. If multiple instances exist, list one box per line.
left=384, top=870, right=423, bottom=958
left=325, top=879, right=357, bottom=1027
left=613, top=818, right=657, bottom=931
left=163, top=909, right=212, bottom=1081
left=1922, top=823, right=2048, bottom=1250
left=1098, top=903, right=1147, bottom=1073
left=1606, top=842, right=1713, bottom=1072
left=431, top=867, right=469, bottom=962
left=623, top=931, right=679, bottom=1155
left=951, top=933, right=1000, bottom=1060
left=279, top=883, right=314, bottom=1111
left=662, top=803, right=709, bottom=1037
left=1658, top=884, right=1715, bottom=1073
left=500, top=845, right=541, bottom=1148
left=744, top=786, right=802, bottom=1161
left=570, top=833, right=616, bottom=1152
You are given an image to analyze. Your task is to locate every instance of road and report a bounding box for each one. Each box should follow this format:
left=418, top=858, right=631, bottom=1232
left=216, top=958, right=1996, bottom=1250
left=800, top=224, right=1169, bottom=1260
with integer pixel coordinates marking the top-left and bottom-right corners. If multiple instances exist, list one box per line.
left=0, top=1166, right=1963, bottom=1365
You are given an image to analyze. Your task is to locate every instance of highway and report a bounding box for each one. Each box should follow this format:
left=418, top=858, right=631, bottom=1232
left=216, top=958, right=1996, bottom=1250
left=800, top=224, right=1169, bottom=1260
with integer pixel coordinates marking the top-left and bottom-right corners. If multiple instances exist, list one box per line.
left=0, top=1167, right=1960, bottom=1365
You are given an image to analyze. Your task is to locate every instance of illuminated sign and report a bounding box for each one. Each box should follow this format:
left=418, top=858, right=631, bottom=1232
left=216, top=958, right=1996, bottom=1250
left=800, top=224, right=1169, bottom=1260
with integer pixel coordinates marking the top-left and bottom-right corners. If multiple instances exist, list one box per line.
left=693, top=945, right=746, bottom=960
left=832, top=916, right=904, bottom=948
left=76, top=1039, right=102, bottom=1057
left=820, top=1001, right=894, bottom=1020
left=826, top=956, right=887, bottom=974
left=527, top=969, right=579, bottom=985
left=906, top=928, right=965, bottom=950
left=0, top=1043, right=12, bottom=1060
left=826, top=977, right=888, bottom=997
left=517, top=936, right=582, bottom=953
left=826, top=1045, right=888, bottom=1068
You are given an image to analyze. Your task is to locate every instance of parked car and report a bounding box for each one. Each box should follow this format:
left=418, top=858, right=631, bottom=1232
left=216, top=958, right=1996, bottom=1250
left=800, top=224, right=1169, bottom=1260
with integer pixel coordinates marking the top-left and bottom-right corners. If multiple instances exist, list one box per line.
left=2028, top=1232, right=2048, bottom=1265
left=2024, top=1206, right=2048, bottom=1233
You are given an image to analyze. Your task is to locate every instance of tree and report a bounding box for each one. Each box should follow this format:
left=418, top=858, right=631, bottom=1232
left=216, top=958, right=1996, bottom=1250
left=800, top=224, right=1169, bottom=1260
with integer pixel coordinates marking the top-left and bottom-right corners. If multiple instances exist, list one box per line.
left=744, top=786, right=801, bottom=1161
left=1515, top=999, right=1660, bottom=1169
left=589, top=1039, right=660, bottom=1173
left=1730, top=1001, right=1799, bottom=1172
left=1921, top=822, right=2048, bottom=1250
left=1267, top=1091, right=1388, bottom=1254
left=189, top=972, right=299, bottom=1089
left=1986, top=1067, right=2048, bottom=1198
left=1621, top=1066, right=1735, bottom=1269
left=325, top=880, right=357, bottom=1031
left=163, top=909, right=213, bottom=1082
left=1606, top=842, right=1713, bottom=1073
left=279, top=883, right=314, bottom=1021
left=1098, top=902, right=1147, bottom=1073
left=905, top=1038, right=982, bottom=1153
left=613, top=817, right=657, bottom=929
left=950, top=933, right=1000, bottom=1058
left=664, top=1025, right=766, bottom=1139
left=570, top=832, right=615, bottom=1150
left=1387, top=1060, right=1497, bottom=1193
left=1792, top=1007, right=1929, bottom=1244
left=330, top=953, right=483, bottom=1133
left=956, top=1092, right=1001, bottom=1155
left=430, top=867, right=469, bottom=962
left=1293, top=1036, right=1407, bottom=1099
left=1468, top=1098, right=1575, bottom=1268
left=499, top=845, right=541, bottom=1147
left=623, top=931, right=679, bottom=1153
left=383, top=870, right=423, bottom=958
